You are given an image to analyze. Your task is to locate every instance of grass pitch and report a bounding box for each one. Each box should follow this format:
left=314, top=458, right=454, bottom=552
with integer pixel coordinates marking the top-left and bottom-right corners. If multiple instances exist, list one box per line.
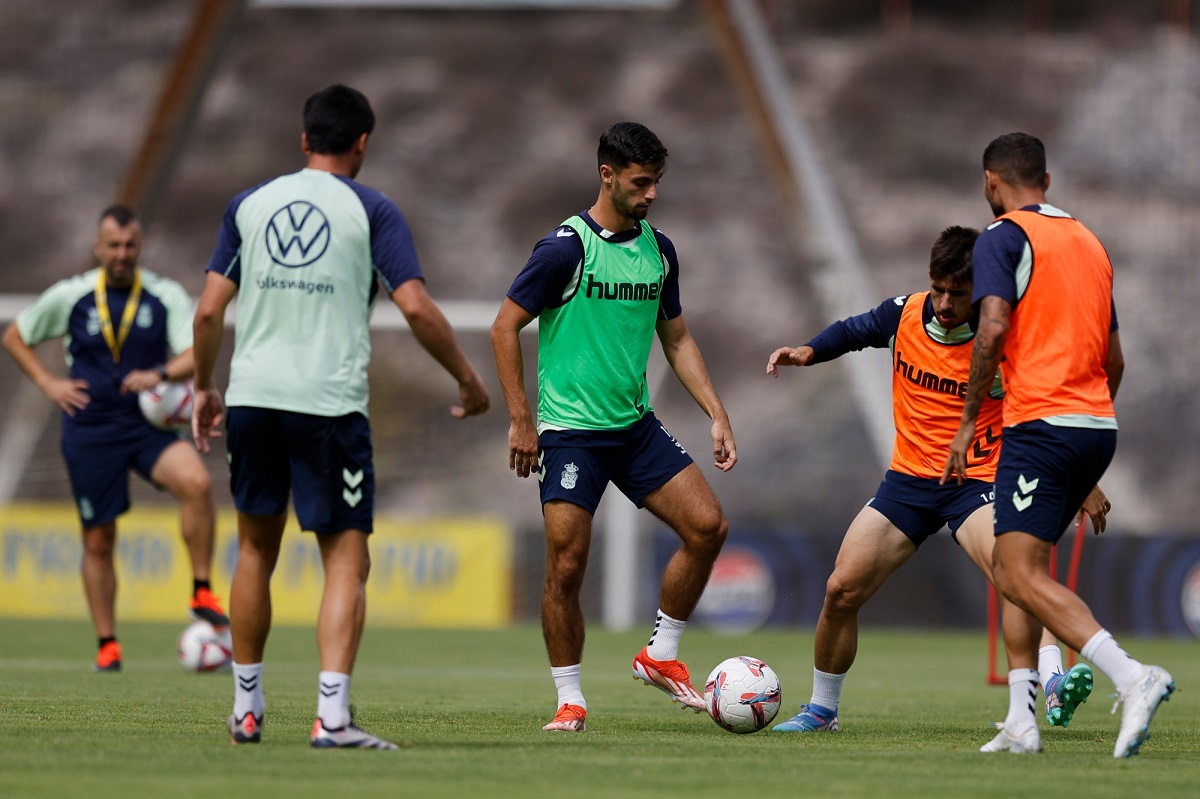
left=0, top=619, right=1196, bottom=798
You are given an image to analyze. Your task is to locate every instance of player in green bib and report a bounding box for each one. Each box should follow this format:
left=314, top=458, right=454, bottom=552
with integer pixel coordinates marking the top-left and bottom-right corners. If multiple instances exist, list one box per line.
left=536, top=213, right=664, bottom=430
left=492, top=122, right=737, bottom=732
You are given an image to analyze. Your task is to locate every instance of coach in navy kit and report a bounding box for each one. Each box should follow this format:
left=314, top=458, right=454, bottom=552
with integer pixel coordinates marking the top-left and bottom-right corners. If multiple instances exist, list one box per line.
left=2, top=205, right=228, bottom=673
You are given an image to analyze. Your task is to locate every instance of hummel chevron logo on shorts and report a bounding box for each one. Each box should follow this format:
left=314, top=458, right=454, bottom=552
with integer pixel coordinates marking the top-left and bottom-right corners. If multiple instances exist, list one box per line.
left=342, top=468, right=364, bottom=507
left=1013, top=473, right=1039, bottom=511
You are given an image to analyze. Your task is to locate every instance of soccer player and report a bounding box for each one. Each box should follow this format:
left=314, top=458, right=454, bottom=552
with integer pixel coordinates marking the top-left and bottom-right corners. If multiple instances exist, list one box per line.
left=491, top=122, right=736, bottom=732
left=943, top=132, right=1174, bottom=758
left=766, top=226, right=1098, bottom=737
left=2, top=205, right=228, bottom=672
left=191, top=85, right=489, bottom=749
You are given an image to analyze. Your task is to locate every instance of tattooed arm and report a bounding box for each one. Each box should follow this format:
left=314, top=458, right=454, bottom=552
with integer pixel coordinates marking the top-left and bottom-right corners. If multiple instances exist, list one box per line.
left=942, top=295, right=1011, bottom=485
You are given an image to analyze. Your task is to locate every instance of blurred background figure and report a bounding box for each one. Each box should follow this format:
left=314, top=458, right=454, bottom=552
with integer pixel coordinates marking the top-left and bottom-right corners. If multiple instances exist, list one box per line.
left=2, top=205, right=226, bottom=672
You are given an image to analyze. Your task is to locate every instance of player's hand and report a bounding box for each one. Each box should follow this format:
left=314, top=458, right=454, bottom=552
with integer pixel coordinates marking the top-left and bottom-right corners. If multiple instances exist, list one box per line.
left=1075, top=484, right=1111, bottom=534
left=43, top=377, right=90, bottom=416
left=451, top=371, right=490, bottom=418
left=507, top=417, right=539, bottom=479
left=711, top=417, right=737, bottom=472
left=940, top=422, right=974, bottom=485
left=191, top=387, right=225, bottom=454
left=766, top=346, right=814, bottom=377
left=119, top=368, right=163, bottom=394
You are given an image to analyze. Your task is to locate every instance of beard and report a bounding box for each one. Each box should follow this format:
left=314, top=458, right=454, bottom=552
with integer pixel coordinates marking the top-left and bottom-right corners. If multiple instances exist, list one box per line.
left=104, top=262, right=136, bottom=287
left=613, top=191, right=650, bottom=220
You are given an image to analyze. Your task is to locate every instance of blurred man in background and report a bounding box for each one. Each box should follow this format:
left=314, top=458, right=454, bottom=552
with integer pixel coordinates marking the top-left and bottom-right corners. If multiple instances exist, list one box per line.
left=2, top=205, right=227, bottom=673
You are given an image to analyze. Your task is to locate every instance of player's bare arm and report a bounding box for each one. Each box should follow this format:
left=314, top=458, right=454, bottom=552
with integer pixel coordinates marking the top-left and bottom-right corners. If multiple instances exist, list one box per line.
left=1070, top=329, right=1123, bottom=532
left=766, top=345, right=816, bottom=377
left=656, top=315, right=737, bottom=471
left=119, top=369, right=167, bottom=394
left=1105, top=329, right=1125, bottom=399
left=191, top=271, right=236, bottom=453
left=942, top=294, right=1010, bottom=485
left=490, top=298, right=539, bottom=478
left=392, top=278, right=489, bottom=419
left=119, top=348, right=196, bottom=394
left=1069, top=330, right=1123, bottom=531
left=2, top=322, right=91, bottom=415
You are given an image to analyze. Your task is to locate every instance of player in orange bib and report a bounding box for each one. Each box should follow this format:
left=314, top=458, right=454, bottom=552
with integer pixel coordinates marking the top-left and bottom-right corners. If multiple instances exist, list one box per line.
left=767, top=226, right=1098, bottom=735
left=944, top=132, right=1174, bottom=758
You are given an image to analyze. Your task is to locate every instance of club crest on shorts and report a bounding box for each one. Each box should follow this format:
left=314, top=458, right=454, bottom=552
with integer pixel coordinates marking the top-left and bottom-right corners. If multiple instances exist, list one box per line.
left=560, top=462, right=579, bottom=489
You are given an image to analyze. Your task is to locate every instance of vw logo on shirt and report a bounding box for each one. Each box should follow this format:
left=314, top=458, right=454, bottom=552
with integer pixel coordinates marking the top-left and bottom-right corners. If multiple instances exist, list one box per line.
left=266, top=201, right=331, bottom=268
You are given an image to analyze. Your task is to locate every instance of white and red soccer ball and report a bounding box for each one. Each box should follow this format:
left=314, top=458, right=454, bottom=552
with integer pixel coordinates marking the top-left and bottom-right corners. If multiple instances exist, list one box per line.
left=704, top=656, right=782, bottom=734
left=177, top=620, right=233, bottom=673
left=138, top=380, right=194, bottom=432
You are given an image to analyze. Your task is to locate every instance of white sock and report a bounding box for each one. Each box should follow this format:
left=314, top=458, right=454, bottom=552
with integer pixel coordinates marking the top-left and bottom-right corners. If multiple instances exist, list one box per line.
left=1080, top=629, right=1144, bottom=692
left=810, top=668, right=845, bottom=712
left=1003, top=668, right=1039, bottom=733
left=232, top=662, right=264, bottom=719
left=1038, top=644, right=1064, bottom=691
left=317, top=671, right=352, bottom=729
left=551, top=664, right=586, bottom=710
left=645, top=609, right=686, bottom=661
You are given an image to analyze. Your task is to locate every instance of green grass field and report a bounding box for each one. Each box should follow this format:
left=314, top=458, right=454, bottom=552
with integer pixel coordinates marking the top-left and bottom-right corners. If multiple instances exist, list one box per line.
left=1, top=619, right=1196, bottom=798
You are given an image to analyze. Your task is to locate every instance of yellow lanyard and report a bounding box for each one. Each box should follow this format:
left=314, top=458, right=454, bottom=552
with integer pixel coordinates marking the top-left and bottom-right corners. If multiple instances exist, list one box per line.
left=94, top=268, right=142, bottom=364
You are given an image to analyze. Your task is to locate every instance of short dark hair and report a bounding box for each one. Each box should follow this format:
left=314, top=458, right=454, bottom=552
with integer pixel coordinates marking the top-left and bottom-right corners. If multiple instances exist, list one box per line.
left=597, top=122, right=668, bottom=173
left=303, top=84, right=375, bottom=155
left=928, top=225, right=979, bottom=284
left=982, top=132, right=1046, bottom=188
left=98, top=204, right=138, bottom=227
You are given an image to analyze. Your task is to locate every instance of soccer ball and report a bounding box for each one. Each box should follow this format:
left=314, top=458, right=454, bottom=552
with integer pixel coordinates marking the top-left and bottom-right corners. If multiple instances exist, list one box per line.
left=138, top=380, right=194, bottom=431
left=177, top=620, right=233, bottom=673
left=703, top=656, right=782, bottom=734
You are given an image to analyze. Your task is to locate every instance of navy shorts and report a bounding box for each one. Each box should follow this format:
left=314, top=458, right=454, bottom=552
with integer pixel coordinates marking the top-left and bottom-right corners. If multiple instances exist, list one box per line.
left=226, top=407, right=375, bottom=534
left=61, top=424, right=182, bottom=527
left=537, top=412, right=693, bottom=514
left=994, top=420, right=1116, bottom=542
left=866, top=469, right=994, bottom=548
